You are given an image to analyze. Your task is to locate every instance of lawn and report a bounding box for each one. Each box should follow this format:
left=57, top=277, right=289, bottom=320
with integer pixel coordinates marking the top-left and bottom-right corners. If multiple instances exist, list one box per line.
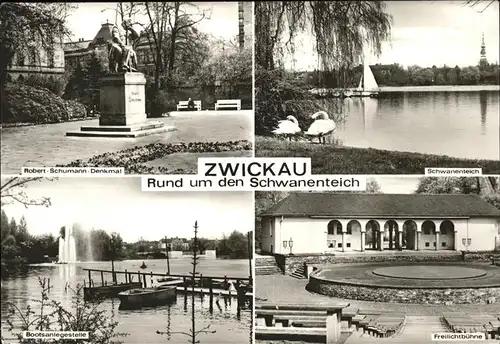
left=255, top=136, right=500, bottom=174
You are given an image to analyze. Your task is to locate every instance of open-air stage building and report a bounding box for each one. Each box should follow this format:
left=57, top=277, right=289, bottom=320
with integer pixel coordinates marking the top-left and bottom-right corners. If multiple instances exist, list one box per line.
left=260, top=193, right=500, bottom=254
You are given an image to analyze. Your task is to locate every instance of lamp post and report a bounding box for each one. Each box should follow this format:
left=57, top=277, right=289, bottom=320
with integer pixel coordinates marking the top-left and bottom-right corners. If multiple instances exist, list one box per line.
left=110, top=236, right=116, bottom=284
left=282, top=240, right=287, bottom=254
left=165, top=236, right=170, bottom=275
left=247, top=232, right=253, bottom=284
left=289, top=238, right=293, bottom=255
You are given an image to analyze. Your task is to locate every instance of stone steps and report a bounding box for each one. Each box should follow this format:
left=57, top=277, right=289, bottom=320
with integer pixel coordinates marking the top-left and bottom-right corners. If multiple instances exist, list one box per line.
left=255, top=257, right=279, bottom=267
left=255, top=256, right=282, bottom=275
left=289, top=265, right=307, bottom=279
left=255, top=265, right=282, bottom=275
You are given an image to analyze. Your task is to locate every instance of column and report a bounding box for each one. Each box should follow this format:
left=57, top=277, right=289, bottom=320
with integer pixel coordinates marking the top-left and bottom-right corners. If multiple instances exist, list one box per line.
left=357, top=219, right=369, bottom=252
left=339, top=219, right=350, bottom=252
left=395, top=220, right=406, bottom=250
left=378, top=228, right=384, bottom=251
left=342, top=230, right=346, bottom=252
left=416, top=230, right=422, bottom=251
left=389, top=225, right=393, bottom=250
left=435, top=229, right=440, bottom=251
left=454, top=230, right=459, bottom=251
left=414, top=220, right=424, bottom=251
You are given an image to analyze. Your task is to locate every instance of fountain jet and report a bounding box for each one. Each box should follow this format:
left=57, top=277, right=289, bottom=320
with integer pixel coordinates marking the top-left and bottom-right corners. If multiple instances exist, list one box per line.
left=58, top=225, right=77, bottom=263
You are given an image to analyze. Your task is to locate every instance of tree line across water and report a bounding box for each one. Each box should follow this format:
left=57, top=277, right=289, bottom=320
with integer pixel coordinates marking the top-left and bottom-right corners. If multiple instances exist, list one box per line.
left=0, top=209, right=252, bottom=269
left=297, top=63, right=499, bottom=89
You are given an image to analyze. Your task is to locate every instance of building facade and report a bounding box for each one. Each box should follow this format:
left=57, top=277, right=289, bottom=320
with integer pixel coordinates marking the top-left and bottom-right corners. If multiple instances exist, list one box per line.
left=8, top=38, right=65, bottom=81
left=65, top=3, right=251, bottom=75
left=239, top=1, right=253, bottom=50
left=260, top=193, right=500, bottom=254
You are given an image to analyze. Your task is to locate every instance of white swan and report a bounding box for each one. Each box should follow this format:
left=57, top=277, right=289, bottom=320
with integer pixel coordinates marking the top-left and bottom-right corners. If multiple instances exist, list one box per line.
left=272, top=115, right=301, bottom=141
left=305, top=111, right=336, bottom=144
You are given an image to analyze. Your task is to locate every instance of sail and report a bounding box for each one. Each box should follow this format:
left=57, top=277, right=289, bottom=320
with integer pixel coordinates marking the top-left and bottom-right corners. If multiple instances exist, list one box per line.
left=363, top=62, right=379, bottom=92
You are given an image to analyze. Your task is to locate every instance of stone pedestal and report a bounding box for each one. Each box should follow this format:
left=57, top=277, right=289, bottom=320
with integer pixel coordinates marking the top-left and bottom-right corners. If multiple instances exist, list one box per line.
left=67, top=72, right=175, bottom=138
left=99, top=73, right=147, bottom=126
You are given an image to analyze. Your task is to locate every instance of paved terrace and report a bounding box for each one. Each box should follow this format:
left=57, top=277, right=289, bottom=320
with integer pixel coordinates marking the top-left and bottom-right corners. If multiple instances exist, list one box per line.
left=1, top=111, right=252, bottom=174
left=255, top=274, right=500, bottom=316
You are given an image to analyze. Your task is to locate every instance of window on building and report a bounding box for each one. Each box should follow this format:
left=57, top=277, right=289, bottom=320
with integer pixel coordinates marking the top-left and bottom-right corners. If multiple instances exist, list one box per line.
left=327, top=220, right=343, bottom=235
left=440, top=220, right=454, bottom=235
left=346, top=227, right=352, bottom=235
left=16, top=52, right=25, bottom=66
left=327, top=240, right=335, bottom=248
left=441, top=242, right=446, bottom=247
left=47, top=48, right=55, bottom=67
left=29, top=47, right=38, bottom=65
left=346, top=243, right=351, bottom=248
left=337, top=243, right=342, bottom=248
left=422, top=221, right=436, bottom=235
left=425, top=242, right=430, bottom=247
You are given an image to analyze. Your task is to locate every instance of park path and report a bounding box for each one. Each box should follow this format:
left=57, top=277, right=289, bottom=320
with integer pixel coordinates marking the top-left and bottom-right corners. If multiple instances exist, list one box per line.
left=1, top=111, right=253, bottom=174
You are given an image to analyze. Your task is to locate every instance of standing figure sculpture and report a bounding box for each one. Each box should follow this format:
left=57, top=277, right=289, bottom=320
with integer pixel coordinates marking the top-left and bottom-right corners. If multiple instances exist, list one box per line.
left=108, top=19, right=141, bottom=73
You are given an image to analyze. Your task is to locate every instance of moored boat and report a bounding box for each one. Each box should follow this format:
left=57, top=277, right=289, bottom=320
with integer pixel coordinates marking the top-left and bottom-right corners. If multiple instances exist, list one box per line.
left=118, top=286, right=177, bottom=310
left=84, top=282, right=143, bottom=301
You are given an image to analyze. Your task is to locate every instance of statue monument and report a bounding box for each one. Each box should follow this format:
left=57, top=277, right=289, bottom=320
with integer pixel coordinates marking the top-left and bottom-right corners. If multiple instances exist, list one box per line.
left=67, top=19, right=174, bottom=138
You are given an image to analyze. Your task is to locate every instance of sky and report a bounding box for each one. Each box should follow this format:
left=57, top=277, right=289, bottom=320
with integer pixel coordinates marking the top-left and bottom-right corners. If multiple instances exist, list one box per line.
left=65, top=2, right=239, bottom=42
left=287, top=0, right=500, bottom=70
left=374, top=176, right=420, bottom=194
left=2, top=178, right=253, bottom=242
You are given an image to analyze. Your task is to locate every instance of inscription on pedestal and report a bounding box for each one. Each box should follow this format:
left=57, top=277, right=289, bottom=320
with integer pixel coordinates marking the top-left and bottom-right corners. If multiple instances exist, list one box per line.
left=99, top=72, right=147, bottom=126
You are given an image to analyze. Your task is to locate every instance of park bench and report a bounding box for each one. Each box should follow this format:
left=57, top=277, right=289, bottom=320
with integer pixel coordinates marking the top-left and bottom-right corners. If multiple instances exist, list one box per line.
left=255, top=303, right=349, bottom=344
left=215, top=99, right=241, bottom=111
left=469, top=315, right=500, bottom=339
left=177, top=100, right=201, bottom=111
left=442, top=312, right=485, bottom=333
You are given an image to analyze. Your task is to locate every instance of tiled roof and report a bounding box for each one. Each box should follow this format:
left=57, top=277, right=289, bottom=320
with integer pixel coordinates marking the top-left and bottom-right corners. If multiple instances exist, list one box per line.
left=64, top=40, right=92, bottom=52
left=91, top=23, right=114, bottom=46
left=260, top=193, right=500, bottom=218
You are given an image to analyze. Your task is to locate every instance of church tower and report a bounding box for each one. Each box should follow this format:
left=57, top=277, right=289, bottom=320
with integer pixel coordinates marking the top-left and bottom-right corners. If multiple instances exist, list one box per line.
left=479, top=32, right=488, bottom=67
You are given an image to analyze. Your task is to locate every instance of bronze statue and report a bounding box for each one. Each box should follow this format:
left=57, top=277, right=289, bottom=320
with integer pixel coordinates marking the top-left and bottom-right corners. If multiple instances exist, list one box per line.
left=108, top=19, right=140, bottom=73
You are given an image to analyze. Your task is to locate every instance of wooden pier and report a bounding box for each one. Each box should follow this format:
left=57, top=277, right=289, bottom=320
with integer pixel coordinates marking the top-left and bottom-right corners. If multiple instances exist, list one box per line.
left=82, top=268, right=253, bottom=306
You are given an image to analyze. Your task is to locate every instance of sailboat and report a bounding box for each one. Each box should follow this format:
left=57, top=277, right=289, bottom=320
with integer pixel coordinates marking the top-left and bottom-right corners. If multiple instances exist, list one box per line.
left=354, top=58, right=380, bottom=97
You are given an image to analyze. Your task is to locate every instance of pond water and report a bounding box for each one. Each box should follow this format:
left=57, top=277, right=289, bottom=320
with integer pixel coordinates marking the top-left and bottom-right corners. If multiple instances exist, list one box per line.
left=1, top=259, right=252, bottom=344
left=333, top=91, right=499, bottom=160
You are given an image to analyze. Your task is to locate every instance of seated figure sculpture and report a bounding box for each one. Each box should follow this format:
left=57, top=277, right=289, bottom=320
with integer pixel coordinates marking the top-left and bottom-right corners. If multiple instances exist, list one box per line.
left=108, top=19, right=140, bottom=73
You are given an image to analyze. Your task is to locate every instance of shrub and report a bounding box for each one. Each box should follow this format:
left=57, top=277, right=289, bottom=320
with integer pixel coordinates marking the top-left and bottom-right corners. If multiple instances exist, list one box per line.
left=3, top=278, right=127, bottom=344
left=147, top=89, right=176, bottom=117
left=255, top=66, right=342, bottom=136
left=2, top=83, right=87, bottom=124
left=23, top=74, right=67, bottom=97
left=64, top=99, right=87, bottom=119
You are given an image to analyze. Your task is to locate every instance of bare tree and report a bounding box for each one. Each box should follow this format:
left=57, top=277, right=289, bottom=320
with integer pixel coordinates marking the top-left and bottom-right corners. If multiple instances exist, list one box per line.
left=164, top=2, right=210, bottom=75
left=1, top=177, right=55, bottom=208
left=463, top=0, right=496, bottom=13
left=139, top=2, right=210, bottom=113
left=157, top=221, right=215, bottom=343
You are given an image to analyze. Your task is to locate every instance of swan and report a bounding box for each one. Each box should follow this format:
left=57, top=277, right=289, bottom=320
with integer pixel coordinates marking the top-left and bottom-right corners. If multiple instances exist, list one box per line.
left=272, top=115, right=301, bottom=141
left=305, top=111, right=336, bottom=144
